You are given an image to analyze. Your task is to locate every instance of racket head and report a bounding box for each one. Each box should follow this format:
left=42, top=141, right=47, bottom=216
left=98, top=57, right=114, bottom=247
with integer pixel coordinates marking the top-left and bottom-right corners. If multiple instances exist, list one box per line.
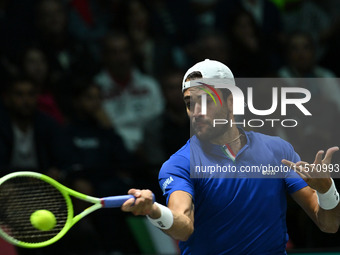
left=0, top=171, right=74, bottom=248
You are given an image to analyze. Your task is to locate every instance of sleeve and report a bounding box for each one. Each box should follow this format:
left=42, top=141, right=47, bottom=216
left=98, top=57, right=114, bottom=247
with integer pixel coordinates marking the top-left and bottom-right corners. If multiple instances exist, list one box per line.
left=283, top=142, right=308, bottom=194
left=158, top=154, right=194, bottom=205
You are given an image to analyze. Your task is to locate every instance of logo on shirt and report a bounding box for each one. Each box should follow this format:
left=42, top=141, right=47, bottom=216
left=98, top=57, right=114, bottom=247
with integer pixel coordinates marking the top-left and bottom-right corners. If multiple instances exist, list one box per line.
left=73, top=137, right=99, bottom=149
left=162, top=176, right=174, bottom=194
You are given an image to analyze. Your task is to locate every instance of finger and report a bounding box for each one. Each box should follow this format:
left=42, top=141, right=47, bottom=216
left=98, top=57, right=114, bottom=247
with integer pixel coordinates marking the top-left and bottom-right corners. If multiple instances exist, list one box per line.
left=313, top=150, right=324, bottom=164
left=128, top=189, right=142, bottom=198
left=133, top=199, right=149, bottom=215
left=294, top=168, right=308, bottom=180
left=296, top=161, right=308, bottom=166
left=295, top=161, right=314, bottom=173
left=121, top=198, right=136, bottom=212
left=323, top=146, right=340, bottom=164
left=293, top=164, right=307, bottom=176
left=282, top=159, right=295, bottom=168
left=132, top=191, right=154, bottom=215
left=296, top=161, right=309, bottom=168
left=141, top=189, right=154, bottom=202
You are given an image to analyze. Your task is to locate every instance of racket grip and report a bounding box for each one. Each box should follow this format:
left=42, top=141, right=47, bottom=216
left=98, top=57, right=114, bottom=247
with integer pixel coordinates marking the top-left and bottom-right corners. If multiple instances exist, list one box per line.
left=102, top=195, right=134, bottom=208
left=101, top=194, right=155, bottom=208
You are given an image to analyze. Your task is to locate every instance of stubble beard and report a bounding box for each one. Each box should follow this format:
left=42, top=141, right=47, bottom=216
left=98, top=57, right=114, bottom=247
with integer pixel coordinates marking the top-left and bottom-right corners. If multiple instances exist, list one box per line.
left=193, top=112, right=231, bottom=142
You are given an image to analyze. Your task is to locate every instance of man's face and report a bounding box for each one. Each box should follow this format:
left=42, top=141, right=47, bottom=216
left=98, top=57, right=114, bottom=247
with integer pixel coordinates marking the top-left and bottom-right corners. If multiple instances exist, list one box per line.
left=23, top=49, right=48, bottom=85
left=183, top=86, right=231, bottom=141
left=37, top=0, right=67, bottom=36
left=288, top=35, right=315, bottom=73
left=6, top=82, right=38, bottom=118
left=103, top=36, right=132, bottom=74
left=76, top=86, right=102, bottom=116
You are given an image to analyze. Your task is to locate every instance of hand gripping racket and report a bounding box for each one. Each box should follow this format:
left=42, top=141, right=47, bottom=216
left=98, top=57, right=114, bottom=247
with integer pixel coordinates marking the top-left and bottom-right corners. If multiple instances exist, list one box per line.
left=0, top=171, right=154, bottom=248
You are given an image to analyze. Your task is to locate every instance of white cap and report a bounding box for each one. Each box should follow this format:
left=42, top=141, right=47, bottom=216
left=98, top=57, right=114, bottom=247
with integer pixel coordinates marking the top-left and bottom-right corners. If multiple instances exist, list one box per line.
left=182, top=59, right=234, bottom=92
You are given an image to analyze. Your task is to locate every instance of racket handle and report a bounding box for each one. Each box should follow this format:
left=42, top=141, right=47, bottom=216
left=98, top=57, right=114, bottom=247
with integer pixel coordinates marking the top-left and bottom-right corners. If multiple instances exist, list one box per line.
left=102, top=195, right=134, bottom=208
left=101, top=194, right=155, bottom=208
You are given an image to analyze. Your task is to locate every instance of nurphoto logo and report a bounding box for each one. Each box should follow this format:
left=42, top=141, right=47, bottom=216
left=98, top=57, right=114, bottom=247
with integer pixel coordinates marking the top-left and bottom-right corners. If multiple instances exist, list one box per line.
left=191, top=78, right=312, bottom=128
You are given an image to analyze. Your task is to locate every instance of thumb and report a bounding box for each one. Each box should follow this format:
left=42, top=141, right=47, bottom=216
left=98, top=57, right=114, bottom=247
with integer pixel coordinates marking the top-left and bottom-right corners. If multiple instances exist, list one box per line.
left=323, top=146, right=339, bottom=164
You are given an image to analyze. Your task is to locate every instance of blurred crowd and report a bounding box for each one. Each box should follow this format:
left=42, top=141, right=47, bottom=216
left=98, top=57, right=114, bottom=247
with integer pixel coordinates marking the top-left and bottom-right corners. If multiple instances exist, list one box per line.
left=0, top=0, right=340, bottom=254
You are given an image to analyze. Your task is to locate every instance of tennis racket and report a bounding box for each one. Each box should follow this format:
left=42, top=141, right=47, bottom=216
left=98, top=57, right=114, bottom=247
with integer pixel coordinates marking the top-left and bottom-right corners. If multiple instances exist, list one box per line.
left=0, top=171, right=154, bottom=248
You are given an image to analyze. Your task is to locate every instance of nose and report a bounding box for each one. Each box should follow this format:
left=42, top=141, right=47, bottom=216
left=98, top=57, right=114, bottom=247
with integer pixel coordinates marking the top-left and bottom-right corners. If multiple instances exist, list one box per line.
left=192, top=102, right=203, bottom=118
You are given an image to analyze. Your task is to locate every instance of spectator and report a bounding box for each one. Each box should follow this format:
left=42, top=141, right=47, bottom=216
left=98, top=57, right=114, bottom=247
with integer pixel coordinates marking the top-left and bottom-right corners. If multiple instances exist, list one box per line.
left=141, top=70, right=190, bottom=175
left=63, top=80, right=133, bottom=196
left=190, top=0, right=219, bottom=31
left=239, top=0, right=283, bottom=39
left=19, top=45, right=65, bottom=124
left=279, top=32, right=336, bottom=78
left=60, top=80, right=138, bottom=254
left=119, top=0, right=152, bottom=73
left=115, top=0, right=182, bottom=77
left=0, top=0, right=36, bottom=63
left=0, top=77, right=64, bottom=177
left=67, top=0, right=113, bottom=61
left=319, top=1, right=340, bottom=76
left=146, top=0, right=198, bottom=69
left=215, top=0, right=283, bottom=70
left=94, top=32, right=164, bottom=152
left=33, top=0, right=95, bottom=78
left=281, top=0, right=331, bottom=49
left=278, top=31, right=340, bottom=164
left=278, top=31, right=340, bottom=111
left=216, top=0, right=283, bottom=42
left=227, top=8, right=272, bottom=77
left=189, top=31, right=230, bottom=67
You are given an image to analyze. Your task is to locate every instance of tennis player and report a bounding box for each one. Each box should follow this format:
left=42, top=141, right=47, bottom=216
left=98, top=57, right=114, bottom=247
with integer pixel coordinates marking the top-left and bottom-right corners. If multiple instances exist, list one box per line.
left=122, top=59, right=340, bottom=254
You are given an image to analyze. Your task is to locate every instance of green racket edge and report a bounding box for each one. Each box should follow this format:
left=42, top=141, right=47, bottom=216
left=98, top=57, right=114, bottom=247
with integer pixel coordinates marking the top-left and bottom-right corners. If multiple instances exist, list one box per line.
left=0, top=171, right=102, bottom=248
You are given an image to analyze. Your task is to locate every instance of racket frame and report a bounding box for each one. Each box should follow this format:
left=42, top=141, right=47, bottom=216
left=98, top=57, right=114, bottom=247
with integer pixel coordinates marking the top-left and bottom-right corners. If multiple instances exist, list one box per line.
left=0, top=171, right=103, bottom=248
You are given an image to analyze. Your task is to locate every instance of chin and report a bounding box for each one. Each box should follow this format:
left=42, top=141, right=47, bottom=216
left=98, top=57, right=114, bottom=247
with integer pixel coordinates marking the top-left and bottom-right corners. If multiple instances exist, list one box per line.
left=194, top=128, right=212, bottom=141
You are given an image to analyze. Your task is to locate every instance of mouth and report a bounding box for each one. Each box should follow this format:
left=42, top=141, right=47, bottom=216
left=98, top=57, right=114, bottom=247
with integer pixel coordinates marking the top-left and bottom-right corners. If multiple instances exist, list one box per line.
left=193, top=119, right=209, bottom=129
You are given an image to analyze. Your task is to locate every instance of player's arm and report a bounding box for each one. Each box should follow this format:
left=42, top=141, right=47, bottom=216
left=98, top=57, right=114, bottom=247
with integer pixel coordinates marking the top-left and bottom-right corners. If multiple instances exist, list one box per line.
left=121, top=189, right=194, bottom=241
left=283, top=146, right=340, bottom=233
left=291, top=185, right=340, bottom=233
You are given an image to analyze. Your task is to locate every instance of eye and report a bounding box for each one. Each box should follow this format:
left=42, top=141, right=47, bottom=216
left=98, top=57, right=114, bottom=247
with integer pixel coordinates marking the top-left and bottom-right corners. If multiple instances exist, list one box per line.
left=206, top=97, right=214, bottom=104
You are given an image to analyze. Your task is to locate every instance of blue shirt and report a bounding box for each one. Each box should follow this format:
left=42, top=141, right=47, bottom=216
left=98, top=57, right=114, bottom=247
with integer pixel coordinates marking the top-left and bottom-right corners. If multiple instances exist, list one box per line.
left=158, top=130, right=307, bottom=255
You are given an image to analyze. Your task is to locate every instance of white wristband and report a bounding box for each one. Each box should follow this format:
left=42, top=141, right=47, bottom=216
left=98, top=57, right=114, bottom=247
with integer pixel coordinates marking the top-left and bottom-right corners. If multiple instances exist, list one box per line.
left=317, top=179, right=340, bottom=210
left=146, top=202, right=174, bottom=230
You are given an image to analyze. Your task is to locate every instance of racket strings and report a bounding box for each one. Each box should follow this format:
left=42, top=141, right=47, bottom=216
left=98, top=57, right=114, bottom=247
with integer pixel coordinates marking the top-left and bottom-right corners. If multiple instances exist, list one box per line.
left=0, top=176, right=69, bottom=243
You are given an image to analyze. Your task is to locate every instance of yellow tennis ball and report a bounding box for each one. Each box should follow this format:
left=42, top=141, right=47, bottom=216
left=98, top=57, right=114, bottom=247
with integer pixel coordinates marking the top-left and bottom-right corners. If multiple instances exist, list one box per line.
left=30, top=210, right=56, bottom=231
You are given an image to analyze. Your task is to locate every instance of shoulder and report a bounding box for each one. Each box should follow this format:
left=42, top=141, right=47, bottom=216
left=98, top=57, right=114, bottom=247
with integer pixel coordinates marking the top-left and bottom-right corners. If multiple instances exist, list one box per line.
left=94, top=70, right=113, bottom=87
left=159, top=139, right=190, bottom=175
left=133, top=69, right=160, bottom=88
left=35, top=111, right=59, bottom=126
left=33, top=111, right=63, bottom=137
left=277, top=66, right=291, bottom=78
left=314, top=66, right=336, bottom=77
left=246, top=130, right=295, bottom=156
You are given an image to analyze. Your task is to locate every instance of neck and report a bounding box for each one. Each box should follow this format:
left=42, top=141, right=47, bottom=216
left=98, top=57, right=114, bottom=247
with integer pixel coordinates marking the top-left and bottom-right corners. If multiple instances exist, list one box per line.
left=210, top=126, right=245, bottom=155
left=43, top=32, right=66, bottom=48
left=291, top=66, right=314, bottom=77
left=109, top=69, right=131, bottom=84
left=12, top=117, right=32, bottom=132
